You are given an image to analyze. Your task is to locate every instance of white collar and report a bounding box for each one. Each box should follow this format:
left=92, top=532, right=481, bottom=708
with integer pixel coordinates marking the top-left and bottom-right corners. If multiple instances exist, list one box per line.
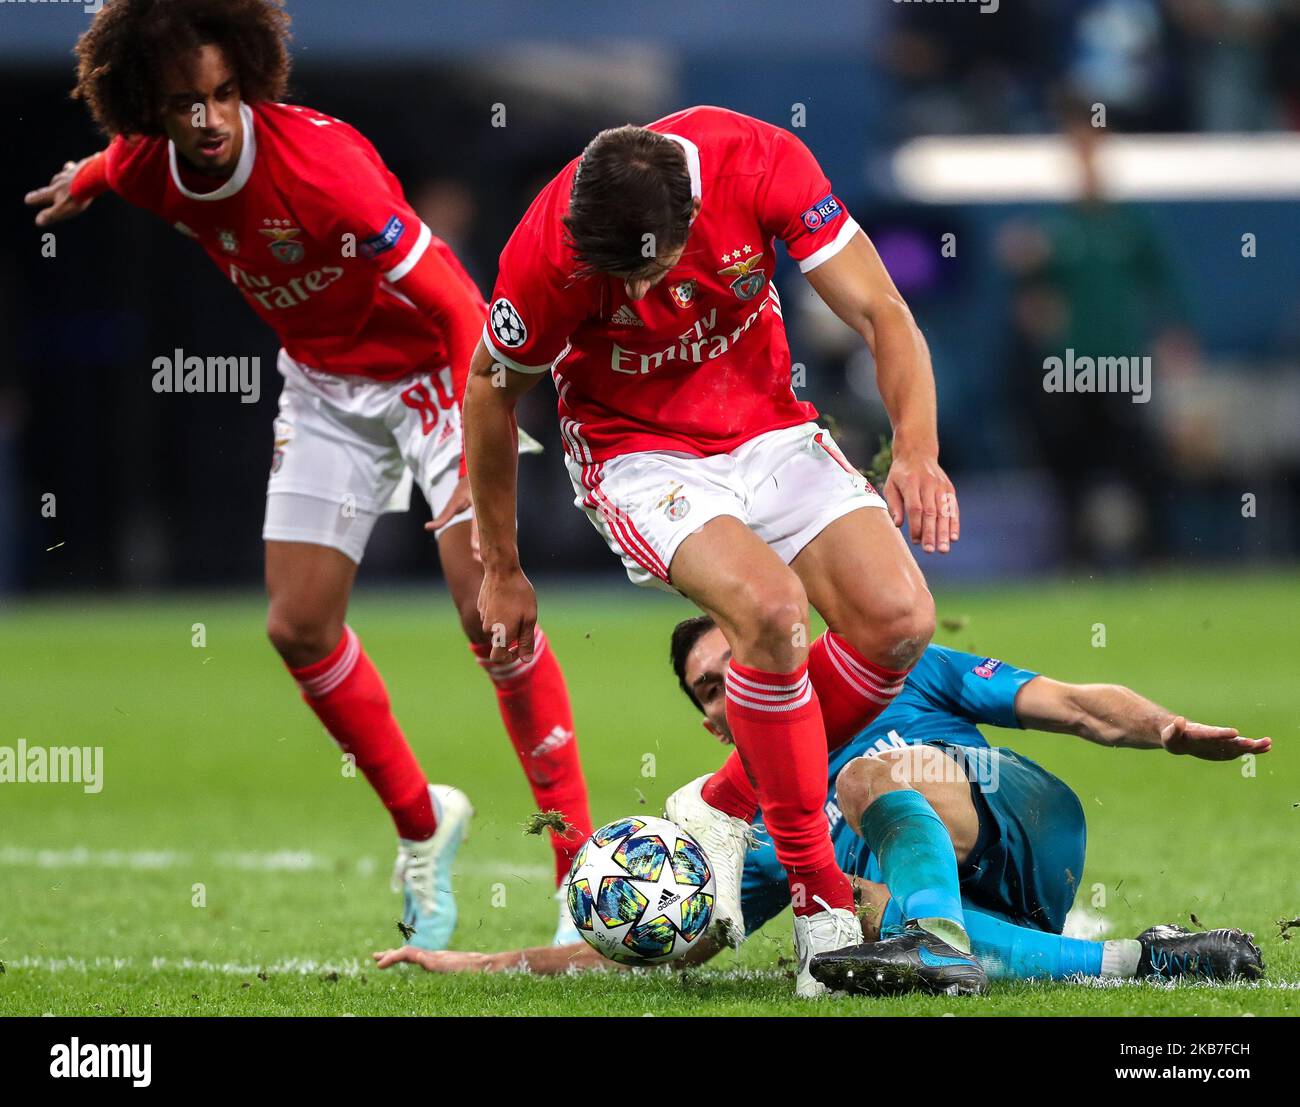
left=168, top=102, right=257, bottom=202
left=663, top=133, right=702, bottom=204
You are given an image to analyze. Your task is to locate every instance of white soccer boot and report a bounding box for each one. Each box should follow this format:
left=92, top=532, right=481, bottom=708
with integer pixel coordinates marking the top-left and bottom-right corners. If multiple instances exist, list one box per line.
left=552, top=884, right=584, bottom=946
left=664, top=773, right=751, bottom=947
left=391, top=784, right=473, bottom=950
left=793, top=896, right=865, bottom=998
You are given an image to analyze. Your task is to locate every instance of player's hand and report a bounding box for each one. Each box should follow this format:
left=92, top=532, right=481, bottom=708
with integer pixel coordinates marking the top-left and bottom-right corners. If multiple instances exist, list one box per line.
left=884, top=450, right=959, bottom=554
left=424, top=474, right=472, bottom=535
left=1160, top=716, right=1272, bottom=760
left=372, top=946, right=496, bottom=973
left=478, top=564, right=538, bottom=665
left=25, top=159, right=96, bottom=227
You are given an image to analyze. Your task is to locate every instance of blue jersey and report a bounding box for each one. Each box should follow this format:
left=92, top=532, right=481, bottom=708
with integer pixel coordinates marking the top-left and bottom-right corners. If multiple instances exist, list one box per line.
left=741, top=645, right=1042, bottom=934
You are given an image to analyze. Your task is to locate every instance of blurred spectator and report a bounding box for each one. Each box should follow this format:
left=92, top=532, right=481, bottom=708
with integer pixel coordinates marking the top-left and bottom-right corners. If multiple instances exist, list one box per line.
left=1065, top=0, right=1186, bottom=130
left=881, top=0, right=1067, bottom=136
left=1166, top=0, right=1288, bottom=132
left=0, top=256, right=25, bottom=595
left=999, top=105, right=1196, bottom=565
left=1267, top=2, right=1300, bottom=128
left=884, top=0, right=1299, bottom=137
left=411, top=177, right=483, bottom=286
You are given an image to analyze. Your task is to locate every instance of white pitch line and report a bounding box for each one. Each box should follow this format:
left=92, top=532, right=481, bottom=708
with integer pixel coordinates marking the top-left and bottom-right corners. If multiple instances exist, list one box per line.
left=5, top=955, right=368, bottom=977
left=0, top=846, right=188, bottom=870
left=6, top=955, right=1298, bottom=991
left=0, top=845, right=550, bottom=880
left=1066, top=975, right=1300, bottom=992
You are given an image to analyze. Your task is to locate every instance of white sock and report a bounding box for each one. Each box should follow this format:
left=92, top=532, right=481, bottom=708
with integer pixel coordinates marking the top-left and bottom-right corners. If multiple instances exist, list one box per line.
left=916, top=916, right=972, bottom=956
left=1100, top=938, right=1142, bottom=978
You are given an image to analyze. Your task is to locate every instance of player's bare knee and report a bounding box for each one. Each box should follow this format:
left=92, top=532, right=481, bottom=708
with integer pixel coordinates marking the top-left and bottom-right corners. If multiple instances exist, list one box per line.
left=832, top=585, right=934, bottom=671
left=835, top=755, right=904, bottom=830
left=734, top=575, right=809, bottom=667
left=878, top=590, right=935, bottom=669
left=266, top=609, right=340, bottom=668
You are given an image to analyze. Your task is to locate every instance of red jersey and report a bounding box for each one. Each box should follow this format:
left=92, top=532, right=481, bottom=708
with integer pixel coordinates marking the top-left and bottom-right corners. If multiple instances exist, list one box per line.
left=76, top=101, right=483, bottom=383
left=483, top=106, right=862, bottom=463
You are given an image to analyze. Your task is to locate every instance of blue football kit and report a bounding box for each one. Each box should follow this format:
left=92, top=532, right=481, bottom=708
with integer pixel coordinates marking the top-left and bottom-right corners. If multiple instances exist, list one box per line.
left=740, top=645, right=1099, bottom=978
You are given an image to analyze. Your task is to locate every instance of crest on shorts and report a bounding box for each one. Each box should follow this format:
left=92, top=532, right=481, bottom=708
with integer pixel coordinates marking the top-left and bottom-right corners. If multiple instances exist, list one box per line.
left=270, top=418, right=290, bottom=475
left=657, top=482, right=691, bottom=522
left=717, top=248, right=766, bottom=301
left=669, top=279, right=698, bottom=309
left=260, top=219, right=305, bottom=265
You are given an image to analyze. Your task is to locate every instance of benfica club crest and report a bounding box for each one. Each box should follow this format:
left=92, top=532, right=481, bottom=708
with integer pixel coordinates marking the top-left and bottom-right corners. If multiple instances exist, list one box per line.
left=669, top=279, right=697, bottom=309
left=657, top=482, right=691, bottom=521
left=260, top=219, right=305, bottom=265
left=717, top=249, right=766, bottom=301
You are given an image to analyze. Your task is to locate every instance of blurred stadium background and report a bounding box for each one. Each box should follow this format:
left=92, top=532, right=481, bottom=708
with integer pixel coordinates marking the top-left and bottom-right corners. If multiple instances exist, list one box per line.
left=3, top=0, right=1299, bottom=592
left=2, top=0, right=1299, bottom=1016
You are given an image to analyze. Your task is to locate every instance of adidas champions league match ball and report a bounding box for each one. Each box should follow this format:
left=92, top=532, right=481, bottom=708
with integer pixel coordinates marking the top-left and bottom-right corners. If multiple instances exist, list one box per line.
left=565, top=816, right=716, bottom=965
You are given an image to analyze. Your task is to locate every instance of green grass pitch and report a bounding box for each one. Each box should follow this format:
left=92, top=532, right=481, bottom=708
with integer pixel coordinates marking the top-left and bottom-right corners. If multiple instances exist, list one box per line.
left=1, top=571, right=1297, bottom=1016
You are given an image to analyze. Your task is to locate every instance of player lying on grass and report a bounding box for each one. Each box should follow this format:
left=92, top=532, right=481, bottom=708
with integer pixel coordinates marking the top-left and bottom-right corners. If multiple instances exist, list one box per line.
left=374, top=616, right=1268, bottom=992
left=465, top=104, right=957, bottom=995
left=24, top=0, right=592, bottom=948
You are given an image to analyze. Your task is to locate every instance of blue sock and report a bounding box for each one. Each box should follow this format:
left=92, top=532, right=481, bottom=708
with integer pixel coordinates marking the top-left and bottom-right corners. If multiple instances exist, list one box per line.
left=963, top=906, right=1104, bottom=980
left=859, top=789, right=967, bottom=948
left=879, top=898, right=1108, bottom=979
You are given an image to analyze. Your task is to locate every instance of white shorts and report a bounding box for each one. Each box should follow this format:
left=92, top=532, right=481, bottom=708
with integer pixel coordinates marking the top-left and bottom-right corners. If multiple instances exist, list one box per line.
left=263, top=350, right=470, bottom=564
left=566, top=421, right=887, bottom=591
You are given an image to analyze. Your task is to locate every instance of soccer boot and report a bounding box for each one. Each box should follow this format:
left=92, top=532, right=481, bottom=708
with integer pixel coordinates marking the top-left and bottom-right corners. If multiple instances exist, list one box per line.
left=811, top=922, right=988, bottom=997
left=391, top=784, right=473, bottom=951
left=1136, top=923, right=1264, bottom=981
left=794, top=899, right=866, bottom=998
left=664, top=773, right=751, bottom=947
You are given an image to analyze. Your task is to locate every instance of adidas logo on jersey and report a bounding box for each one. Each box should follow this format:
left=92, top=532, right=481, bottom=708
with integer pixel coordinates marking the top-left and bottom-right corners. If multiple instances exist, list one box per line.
left=658, top=888, right=681, bottom=911
left=610, top=304, right=643, bottom=327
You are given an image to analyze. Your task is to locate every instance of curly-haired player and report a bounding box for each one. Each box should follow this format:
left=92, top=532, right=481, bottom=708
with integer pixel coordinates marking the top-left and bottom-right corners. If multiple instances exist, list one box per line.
left=25, top=0, right=593, bottom=949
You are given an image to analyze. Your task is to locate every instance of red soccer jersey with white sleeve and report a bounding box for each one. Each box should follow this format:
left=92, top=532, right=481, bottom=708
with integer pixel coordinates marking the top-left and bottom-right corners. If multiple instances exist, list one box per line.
left=80, top=101, right=482, bottom=383
left=483, top=105, right=863, bottom=463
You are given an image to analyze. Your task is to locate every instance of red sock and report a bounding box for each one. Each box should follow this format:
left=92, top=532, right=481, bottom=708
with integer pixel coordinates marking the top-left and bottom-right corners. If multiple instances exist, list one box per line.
left=472, top=627, right=593, bottom=886
left=808, top=631, right=910, bottom=751
left=704, top=635, right=910, bottom=819
left=701, top=751, right=758, bottom=821
left=724, top=660, right=852, bottom=915
left=290, top=627, right=436, bottom=841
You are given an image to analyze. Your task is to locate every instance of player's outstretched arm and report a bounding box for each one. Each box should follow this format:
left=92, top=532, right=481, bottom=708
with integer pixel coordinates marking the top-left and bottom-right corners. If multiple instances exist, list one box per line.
left=25, top=154, right=104, bottom=226
left=372, top=934, right=726, bottom=975
left=1014, top=676, right=1272, bottom=760
left=803, top=232, right=958, bottom=555
left=462, top=341, right=544, bottom=663
left=372, top=942, right=614, bottom=975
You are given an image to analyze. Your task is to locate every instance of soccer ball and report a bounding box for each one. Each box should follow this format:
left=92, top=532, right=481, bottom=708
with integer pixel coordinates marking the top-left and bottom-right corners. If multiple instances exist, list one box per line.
left=565, top=816, right=716, bottom=965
